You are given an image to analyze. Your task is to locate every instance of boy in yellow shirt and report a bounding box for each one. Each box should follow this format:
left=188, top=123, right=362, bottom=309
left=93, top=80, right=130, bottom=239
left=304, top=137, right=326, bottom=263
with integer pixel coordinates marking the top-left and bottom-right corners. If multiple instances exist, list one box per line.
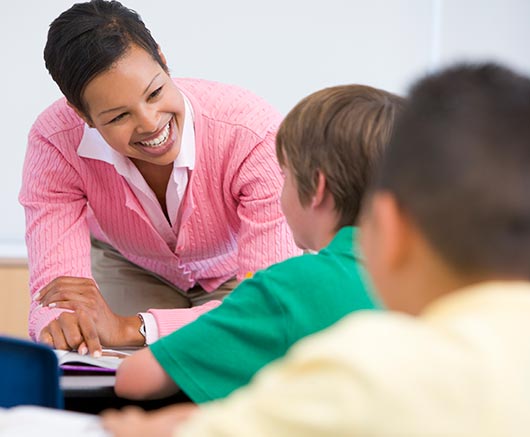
left=103, top=62, right=530, bottom=436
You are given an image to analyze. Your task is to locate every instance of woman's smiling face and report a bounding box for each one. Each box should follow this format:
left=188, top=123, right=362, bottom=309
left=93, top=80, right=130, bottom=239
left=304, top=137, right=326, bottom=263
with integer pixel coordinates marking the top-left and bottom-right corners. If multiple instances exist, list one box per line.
left=79, top=44, right=185, bottom=166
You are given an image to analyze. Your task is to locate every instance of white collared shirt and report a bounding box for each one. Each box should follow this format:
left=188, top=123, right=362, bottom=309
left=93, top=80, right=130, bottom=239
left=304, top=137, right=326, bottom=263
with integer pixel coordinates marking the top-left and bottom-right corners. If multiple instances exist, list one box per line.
left=77, top=94, right=196, bottom=343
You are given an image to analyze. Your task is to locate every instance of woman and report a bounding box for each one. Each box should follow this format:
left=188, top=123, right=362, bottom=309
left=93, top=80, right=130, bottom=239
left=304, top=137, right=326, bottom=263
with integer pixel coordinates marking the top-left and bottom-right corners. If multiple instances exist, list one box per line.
left=20, top=0, right=299, bottom=356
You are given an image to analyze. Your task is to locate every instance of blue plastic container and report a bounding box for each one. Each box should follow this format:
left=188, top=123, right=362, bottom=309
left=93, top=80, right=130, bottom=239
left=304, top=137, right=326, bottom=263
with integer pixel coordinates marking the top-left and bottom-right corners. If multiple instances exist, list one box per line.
left=0, top=336, right=63, bottom=408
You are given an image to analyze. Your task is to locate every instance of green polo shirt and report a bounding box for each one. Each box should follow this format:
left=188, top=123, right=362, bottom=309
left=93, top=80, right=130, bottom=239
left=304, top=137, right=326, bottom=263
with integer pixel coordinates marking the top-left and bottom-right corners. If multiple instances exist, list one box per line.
left=150, top=226, right=379, bottom=403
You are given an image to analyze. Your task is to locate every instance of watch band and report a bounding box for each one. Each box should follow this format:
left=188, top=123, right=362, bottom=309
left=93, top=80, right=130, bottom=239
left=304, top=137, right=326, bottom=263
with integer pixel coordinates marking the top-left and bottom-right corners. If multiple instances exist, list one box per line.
left=137, top=313, right=147, bottom=347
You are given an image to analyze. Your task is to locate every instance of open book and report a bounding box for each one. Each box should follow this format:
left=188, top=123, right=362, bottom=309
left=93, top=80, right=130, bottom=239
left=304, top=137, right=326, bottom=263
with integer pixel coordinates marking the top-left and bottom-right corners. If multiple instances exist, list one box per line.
left=54, top=348, right=131, bottom=373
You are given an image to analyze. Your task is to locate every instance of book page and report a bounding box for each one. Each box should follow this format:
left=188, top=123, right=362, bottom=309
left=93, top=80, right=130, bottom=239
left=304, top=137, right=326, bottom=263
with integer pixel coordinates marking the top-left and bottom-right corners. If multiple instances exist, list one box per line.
left=54, top=348, right=131, bottom=370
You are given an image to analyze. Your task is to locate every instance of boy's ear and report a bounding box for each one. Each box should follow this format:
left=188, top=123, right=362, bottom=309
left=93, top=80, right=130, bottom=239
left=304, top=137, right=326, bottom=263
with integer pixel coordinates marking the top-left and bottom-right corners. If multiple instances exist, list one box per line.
left=372, top=192, right=412, bottom=271
left=67, top=101, right=94, bottom=128
left=311, top=171, right=327, bottom=208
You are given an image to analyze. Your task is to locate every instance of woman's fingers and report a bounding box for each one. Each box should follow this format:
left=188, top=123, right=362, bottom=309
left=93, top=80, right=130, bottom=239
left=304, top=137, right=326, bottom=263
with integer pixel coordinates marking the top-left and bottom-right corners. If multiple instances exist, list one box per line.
left=35, top=276, right=127, bottom=350
left=34, top=276, right=99, bottom=305
left=46, top=318, right=69, bottom=350
left=77, top=310, right=103, bottom=356
left=39, top=328, right=55, bottom=348
left=38, top=311, right=103, bottom=356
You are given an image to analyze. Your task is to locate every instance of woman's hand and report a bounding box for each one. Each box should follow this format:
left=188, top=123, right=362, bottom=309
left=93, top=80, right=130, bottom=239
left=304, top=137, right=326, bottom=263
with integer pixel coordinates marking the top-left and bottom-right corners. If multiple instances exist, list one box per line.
left=36, top=276, right=144, bottom=355
left=101, top=403, right=198, bottom=437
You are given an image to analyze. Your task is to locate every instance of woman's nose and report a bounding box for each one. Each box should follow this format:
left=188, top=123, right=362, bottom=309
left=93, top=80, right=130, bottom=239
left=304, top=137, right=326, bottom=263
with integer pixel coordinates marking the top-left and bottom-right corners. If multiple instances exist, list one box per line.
left=135, top=108, right=159, bottom=134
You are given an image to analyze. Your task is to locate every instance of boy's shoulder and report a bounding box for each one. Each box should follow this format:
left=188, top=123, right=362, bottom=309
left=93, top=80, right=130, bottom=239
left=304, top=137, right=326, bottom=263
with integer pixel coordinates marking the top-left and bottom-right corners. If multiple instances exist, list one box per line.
left=289, top=310, right=470, bottom=392
left=279, top=310, right=492, bottom=435
left=258, top=229, right=362, bottom=287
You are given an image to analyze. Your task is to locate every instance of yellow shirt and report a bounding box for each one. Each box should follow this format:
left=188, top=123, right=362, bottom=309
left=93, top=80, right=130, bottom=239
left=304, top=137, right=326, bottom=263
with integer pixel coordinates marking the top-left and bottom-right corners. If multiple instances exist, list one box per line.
left=177, top=281, right=530, bottom=436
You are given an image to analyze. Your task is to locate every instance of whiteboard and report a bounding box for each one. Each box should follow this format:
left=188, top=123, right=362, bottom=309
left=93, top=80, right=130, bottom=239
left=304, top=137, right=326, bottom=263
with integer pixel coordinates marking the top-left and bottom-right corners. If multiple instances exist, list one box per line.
left=1, top=0, right=529, bottom=258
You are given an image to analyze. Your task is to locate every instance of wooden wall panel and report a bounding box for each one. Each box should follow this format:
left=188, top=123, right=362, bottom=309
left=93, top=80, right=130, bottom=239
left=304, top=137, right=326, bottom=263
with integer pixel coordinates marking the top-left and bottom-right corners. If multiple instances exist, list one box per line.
left=0, top=262, right=30, bottom=339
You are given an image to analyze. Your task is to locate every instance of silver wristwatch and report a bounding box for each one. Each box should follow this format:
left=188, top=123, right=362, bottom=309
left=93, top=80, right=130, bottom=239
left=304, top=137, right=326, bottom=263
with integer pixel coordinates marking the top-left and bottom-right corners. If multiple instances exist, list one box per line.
left=137, top=314, right=147, bottom=346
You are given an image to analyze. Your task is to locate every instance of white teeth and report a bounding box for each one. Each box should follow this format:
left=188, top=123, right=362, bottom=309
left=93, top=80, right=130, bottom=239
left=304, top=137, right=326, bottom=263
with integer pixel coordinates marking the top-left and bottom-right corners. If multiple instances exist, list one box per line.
left=139, top=122, right=170, bottom=147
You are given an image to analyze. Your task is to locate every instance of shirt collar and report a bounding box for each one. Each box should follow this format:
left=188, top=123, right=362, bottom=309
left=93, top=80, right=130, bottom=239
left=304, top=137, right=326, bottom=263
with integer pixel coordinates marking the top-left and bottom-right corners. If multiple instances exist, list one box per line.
left=174, top=93, right=195, bottom=170
left=323, top=226, right=358, bottom=257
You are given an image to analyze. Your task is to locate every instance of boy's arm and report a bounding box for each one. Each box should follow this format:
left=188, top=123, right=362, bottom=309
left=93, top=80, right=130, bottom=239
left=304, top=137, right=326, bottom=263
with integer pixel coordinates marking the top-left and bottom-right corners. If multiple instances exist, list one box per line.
left=132, top=268, right=290, bottom=403
left=114, top=347, right=179, bottom=400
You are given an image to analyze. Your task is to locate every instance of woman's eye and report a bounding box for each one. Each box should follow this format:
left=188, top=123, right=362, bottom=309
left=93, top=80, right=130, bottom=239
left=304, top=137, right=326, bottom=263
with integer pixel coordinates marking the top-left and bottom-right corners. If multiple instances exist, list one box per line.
left=108, top=113, right=127, bottom=124
left=149, top=86, right=163, bottom=100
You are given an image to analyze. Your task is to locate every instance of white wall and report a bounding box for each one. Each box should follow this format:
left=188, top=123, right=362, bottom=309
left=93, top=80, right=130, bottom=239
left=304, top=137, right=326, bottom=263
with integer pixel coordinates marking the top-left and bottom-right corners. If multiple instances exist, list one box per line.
left=1, top=0, right=529, bottom=258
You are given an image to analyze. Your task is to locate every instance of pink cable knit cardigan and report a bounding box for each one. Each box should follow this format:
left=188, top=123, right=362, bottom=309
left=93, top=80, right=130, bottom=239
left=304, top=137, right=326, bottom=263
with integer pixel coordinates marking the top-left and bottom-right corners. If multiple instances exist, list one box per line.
left=20, top=78, right=301, bottom=341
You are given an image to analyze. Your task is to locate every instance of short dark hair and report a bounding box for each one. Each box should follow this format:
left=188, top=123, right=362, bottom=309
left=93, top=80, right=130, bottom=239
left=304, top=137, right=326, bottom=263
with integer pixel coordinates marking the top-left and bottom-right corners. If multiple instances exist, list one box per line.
left=44, top=0, right=168, bottom=115
left=374, top=63, right=530, bottom=278
left=276, top=85, right=405, bottom=229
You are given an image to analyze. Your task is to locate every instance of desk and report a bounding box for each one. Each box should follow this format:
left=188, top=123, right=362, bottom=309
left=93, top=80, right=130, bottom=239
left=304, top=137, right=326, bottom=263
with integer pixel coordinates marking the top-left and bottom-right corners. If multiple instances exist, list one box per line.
left=62, top=374, right=191, bottom=414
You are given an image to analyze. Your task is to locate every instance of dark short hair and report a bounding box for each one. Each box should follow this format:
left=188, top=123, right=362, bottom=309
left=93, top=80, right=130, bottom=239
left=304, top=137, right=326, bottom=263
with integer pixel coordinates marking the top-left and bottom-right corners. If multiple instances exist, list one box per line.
left=276, top=85, right=405, bottom=229
left=374, top=63, right=530, bottom=278
left=44, top=0, right=168, bottom=115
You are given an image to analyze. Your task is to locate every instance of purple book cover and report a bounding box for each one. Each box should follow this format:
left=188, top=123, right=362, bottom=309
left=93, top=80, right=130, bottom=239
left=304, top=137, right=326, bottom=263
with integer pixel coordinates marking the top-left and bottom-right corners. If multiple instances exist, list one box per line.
left=60, top=364, right=116, bottom=374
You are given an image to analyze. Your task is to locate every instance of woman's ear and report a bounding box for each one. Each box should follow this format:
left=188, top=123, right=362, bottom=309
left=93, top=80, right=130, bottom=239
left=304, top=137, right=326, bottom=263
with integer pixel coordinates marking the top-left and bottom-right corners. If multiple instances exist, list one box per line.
left=158, top=46, right=168, bottom=71
left=67, top=101, right=94, bottom=128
